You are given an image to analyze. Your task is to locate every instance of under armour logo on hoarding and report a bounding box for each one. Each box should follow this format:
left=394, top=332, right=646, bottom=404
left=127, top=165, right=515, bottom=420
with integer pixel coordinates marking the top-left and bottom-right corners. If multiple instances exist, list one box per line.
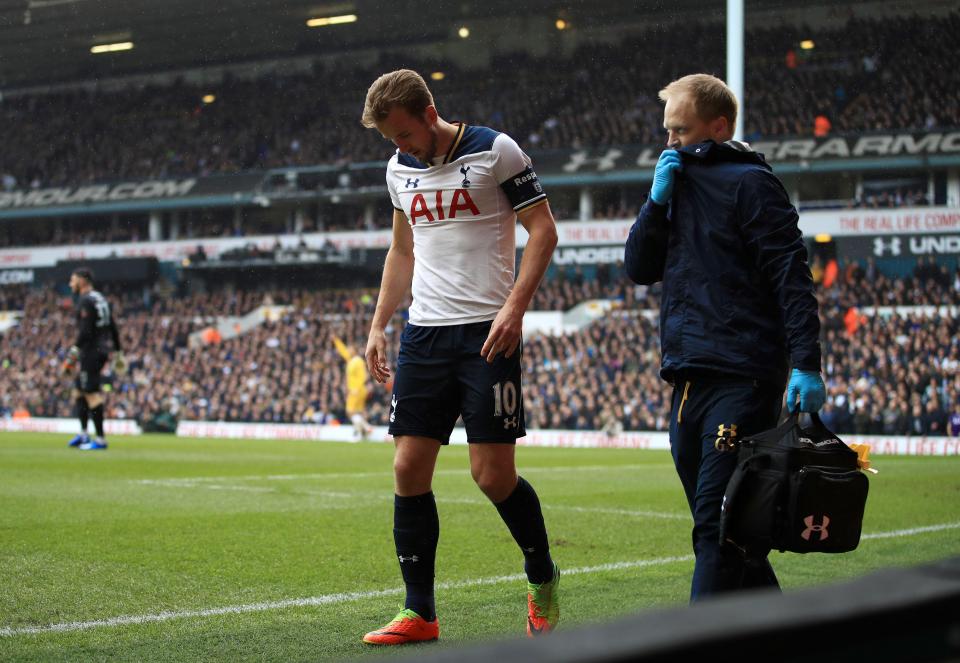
left=873, top=237, right=901, bottom=257
left=503, top=416, right=518, bottom=430
left=405, top=177, right=419, bottom=189
left=801, top=515, right=830, bottom=541
left=562, top=148, right=624, bottom=173
left=398, top=555, right=420, bottom=563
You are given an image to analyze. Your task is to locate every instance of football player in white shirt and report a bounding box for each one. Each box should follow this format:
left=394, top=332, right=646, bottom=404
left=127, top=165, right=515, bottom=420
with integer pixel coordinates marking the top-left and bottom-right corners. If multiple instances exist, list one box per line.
left=360, top=69, right=560, bottom=645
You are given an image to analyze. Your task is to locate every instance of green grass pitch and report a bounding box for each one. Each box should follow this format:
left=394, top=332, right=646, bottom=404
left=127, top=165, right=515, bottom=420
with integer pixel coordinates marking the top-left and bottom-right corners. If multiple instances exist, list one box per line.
left=1, top=432, right=958, bottom=662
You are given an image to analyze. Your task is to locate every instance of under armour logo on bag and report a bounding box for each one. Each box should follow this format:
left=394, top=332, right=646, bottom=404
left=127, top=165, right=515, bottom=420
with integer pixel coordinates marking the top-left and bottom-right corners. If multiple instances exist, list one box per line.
left=460, top=165, right=471, bottom=188
left=398, top=555, right=420, bottom=563
left=801, top=515, right=830, bottom=541
left=503, top=416, right=518, bottom=430
left=405, top=177, right=419, bottom=189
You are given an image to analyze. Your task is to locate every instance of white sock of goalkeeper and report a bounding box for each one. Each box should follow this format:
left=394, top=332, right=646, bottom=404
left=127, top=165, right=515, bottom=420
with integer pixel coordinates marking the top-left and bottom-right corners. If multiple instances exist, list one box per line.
left=351, top=413, right=367, bottom=434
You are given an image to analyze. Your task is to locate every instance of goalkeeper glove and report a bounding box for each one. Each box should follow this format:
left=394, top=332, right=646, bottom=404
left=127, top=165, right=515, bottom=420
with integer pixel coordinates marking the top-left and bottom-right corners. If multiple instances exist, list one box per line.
left=62, top=346, right=80, bottom=376
left=112, top=352, right=128, bottom=376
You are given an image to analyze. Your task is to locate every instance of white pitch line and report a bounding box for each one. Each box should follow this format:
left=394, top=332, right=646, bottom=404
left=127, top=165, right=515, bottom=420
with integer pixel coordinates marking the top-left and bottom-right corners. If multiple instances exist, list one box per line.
left=860, top=521, right=960, bottom=539
left=548, top=504, right=687, bottom=520
left=0, top=555, right=692, bottom=637
left=438, top=496, right=687, bottom=520
left=133, top=480, right=688, bottom=520
left=130, top=464, right=665, bottom=486
left=3, top=519, right=958, bottom=639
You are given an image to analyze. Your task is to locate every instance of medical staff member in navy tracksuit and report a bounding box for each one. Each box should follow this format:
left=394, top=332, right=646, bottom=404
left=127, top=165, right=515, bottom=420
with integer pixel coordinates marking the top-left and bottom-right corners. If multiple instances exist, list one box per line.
left=625, top=74, right=826, bottom=601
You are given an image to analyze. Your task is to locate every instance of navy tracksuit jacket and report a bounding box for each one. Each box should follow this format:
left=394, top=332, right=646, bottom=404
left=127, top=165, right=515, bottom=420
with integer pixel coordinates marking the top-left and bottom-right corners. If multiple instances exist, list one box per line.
left=625, top=140, right=822, bottom=599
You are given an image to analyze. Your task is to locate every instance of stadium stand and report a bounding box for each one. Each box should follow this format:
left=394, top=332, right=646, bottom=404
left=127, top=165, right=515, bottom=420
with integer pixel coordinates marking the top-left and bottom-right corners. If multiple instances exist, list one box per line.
left=4, top=265, right=959, bottom=436
left=0, top=12, right=957, bottom=193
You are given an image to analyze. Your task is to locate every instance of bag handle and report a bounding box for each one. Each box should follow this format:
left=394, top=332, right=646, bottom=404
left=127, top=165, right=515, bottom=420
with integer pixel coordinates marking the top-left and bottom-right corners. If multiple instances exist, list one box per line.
left=778, top=411, right=842, bottom=444
left=804, top=411, right=843, bottom=443
left=771, top=411, right=801, bottom=439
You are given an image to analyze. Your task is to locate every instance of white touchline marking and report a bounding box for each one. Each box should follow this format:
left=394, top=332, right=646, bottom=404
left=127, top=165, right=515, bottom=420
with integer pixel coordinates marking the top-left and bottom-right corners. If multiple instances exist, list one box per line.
left=133, top=479, right=688, bottom=520
left=130, top=464, right=667, bottom=486
left=437, top=496, right=687, bottom=520
left=3, top=520, right=959, bottom=638
left=0, top=555, right=693, bottom=637
left=859, top=521, right=960, bottom=539
left=548, top=504, right=687, bottom=520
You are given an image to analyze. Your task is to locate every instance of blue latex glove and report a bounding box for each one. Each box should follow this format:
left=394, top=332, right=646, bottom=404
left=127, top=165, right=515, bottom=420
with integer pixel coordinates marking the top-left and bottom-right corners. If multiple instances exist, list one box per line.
left=649, top=149, right=683, bottom=205
left=786, top=369, right=826, bottom=413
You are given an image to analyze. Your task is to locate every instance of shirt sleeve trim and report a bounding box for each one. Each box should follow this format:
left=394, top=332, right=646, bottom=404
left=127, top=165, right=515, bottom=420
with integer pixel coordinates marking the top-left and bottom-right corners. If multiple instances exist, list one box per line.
left=514, top=195, right=548, bottom=213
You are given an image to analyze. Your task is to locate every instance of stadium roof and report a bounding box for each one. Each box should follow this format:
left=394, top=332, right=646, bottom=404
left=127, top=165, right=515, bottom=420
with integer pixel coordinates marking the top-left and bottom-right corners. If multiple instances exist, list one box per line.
left=0, top=0, right=821, bottom=90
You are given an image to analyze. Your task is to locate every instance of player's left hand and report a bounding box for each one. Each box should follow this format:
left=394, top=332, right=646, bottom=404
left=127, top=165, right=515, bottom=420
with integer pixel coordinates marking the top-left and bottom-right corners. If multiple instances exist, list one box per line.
left=481, top=303, right=523, bottom=364
left=786, top=368, right=826, bottom=413
left=62, top=345, right=80, bottom=376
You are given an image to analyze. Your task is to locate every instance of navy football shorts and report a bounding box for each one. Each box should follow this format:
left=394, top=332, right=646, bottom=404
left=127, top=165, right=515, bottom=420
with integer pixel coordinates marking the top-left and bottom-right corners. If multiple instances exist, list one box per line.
left=76, top=350, right=108, bottom=394
left=388, top=320, right=526, bottom=444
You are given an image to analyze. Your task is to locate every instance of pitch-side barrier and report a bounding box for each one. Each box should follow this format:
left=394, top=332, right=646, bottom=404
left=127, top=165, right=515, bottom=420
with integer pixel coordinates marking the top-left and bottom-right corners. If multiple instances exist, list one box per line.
left=3, top=418, right=958, bottom=455
left=173, top=421, right=960, bottom=455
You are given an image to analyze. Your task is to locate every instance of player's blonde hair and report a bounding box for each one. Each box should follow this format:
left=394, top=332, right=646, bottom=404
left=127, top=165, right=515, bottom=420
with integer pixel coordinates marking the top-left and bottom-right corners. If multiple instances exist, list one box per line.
left=658, top=74, right=738, bottom=129
left=361, top=69, right=435, bottom=128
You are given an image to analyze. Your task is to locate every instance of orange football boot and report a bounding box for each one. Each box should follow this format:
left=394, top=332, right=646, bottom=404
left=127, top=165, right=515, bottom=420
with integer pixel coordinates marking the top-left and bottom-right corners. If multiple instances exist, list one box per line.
left=362, top=609, right=439, bottom=645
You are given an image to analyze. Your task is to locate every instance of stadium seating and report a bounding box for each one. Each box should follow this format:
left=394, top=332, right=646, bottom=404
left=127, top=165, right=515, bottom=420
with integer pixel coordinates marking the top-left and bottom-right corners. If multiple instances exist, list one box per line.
left=4, top=264, right=959, bottom=436
left=1, top=12, right=957, bottom=194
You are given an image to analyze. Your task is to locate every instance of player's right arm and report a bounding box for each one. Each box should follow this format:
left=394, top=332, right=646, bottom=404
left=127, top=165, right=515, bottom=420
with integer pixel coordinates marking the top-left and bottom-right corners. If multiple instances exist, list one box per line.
left=625, top=151, right=680, bottom=285
left=108, top=302, right=128, bottom=375
left=366, top=208, right=413, bottom=383
left=624, top=199, right=669, bottom=285
left=332, top=334, right=353, bottom=362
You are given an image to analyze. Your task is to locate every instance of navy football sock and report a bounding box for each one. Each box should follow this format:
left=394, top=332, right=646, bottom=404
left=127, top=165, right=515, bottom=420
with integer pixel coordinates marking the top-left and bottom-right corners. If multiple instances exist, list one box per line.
left=494, top=476, right=554, bottom=584
left=91, top=404, right=105, bottom=438
left=76, top=398, right=89, bottom=433
left=394, top=492, right=439, bottom=621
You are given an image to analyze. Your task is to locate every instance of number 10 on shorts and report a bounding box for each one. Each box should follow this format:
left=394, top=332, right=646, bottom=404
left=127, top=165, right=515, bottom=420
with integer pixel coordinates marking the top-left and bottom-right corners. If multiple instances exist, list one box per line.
left=492, top=381, right=518, bottom=416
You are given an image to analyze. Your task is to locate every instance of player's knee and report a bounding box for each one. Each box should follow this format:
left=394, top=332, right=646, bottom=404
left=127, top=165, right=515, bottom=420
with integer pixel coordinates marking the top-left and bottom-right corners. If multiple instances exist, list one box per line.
left=471, top=466, right=515, bottom=501
left=393, top=454, right=428, bottom=484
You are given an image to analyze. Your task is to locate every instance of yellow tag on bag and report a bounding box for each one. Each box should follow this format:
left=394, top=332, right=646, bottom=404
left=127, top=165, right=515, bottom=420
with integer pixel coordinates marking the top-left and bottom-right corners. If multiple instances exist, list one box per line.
left=847, top=443, right=879, bottom=474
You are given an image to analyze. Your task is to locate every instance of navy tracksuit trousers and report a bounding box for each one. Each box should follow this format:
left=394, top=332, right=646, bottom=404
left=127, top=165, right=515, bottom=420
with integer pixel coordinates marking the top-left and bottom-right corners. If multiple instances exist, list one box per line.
left=668, top=373, right=784, bottom=601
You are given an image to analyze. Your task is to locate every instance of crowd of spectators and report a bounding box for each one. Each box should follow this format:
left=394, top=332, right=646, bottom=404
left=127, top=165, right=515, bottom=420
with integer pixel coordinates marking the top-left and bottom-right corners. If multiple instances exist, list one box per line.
left=1, top=12, right=957, bottom=190
left=818, top=310, right=959, bottom=436
left=1, top=14, right=954, bottom=248
left=0, top=286, right=401, bottom=428
left=3, top=258, right=959, bottom=436
left=0, top=285, right=30, bottom=311
left=523, top=310, right=667, bottom=432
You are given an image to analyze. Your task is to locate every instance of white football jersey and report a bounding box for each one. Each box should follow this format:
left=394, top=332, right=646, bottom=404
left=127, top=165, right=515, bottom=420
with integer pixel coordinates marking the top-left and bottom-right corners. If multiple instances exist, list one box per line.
left=386, top=124, right=547, bottom=326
